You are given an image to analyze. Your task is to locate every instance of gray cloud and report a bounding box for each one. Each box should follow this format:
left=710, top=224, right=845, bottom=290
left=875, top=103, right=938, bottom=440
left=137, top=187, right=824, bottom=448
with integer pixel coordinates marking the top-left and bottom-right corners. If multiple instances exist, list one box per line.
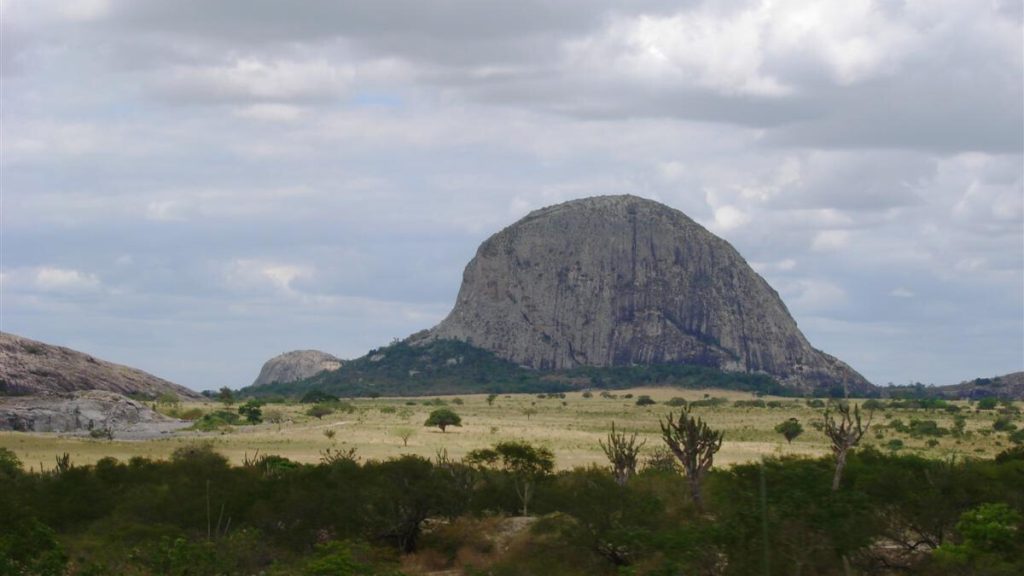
left=2, top=0, right=1021, bottom=390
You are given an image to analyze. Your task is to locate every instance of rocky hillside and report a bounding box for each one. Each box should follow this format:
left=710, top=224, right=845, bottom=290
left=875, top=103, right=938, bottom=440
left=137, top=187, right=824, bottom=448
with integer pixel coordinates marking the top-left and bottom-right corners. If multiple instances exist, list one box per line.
left=934, top=372, right=1024, bottom=400
left=0, top=332, right=200, bottom=399
left=428, top=195, right=872, bottom=395
left=250, top=350, right=343, bottom=387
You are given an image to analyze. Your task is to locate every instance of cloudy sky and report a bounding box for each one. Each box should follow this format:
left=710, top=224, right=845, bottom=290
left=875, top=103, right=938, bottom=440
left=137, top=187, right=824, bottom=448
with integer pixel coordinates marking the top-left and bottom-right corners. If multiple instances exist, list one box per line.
left=2, top=0, right=1022, bottom=391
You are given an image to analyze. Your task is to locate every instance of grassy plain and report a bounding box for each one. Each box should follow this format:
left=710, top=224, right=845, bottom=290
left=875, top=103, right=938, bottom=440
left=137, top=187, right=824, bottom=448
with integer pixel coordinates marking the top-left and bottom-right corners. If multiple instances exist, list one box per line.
left=1, top=387, right=1017, bottom=472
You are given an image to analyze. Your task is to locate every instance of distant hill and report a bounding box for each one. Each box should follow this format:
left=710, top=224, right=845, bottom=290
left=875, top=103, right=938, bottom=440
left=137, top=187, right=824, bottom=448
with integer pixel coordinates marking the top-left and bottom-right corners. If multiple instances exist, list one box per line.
left=934, top=372, right=1024, bottom=400
left=243, top=338, right=800, bottom=398
left=0, top=332, right=200, bottom=400
left=250, top=350, right=343, bottom=387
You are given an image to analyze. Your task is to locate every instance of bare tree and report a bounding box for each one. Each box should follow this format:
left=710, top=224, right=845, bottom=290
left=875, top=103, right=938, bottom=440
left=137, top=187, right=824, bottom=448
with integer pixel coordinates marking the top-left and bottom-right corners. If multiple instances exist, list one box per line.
left=599, top=422, right=646, bottom=486
left=659, top=407, right=723, bottom=510
left=824, top=402, right=872, bottom=491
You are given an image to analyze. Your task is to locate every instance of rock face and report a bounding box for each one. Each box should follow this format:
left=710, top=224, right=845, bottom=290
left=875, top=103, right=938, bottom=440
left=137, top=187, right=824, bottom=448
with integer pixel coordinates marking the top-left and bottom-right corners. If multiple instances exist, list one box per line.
left=0, top=332, right=201, bottom=399
left=429, top=195, right=872, bottom=394
left=251, top=350, right=343, bottom=387
left=0, top=390, right=188, bottom=437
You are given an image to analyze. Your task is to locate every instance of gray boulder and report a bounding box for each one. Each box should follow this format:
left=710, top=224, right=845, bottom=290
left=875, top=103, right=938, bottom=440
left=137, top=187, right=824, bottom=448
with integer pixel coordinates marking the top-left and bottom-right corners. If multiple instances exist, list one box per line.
left=0, top=390, right=188, bottom=438
left=250, top=350, right=343, bottom=387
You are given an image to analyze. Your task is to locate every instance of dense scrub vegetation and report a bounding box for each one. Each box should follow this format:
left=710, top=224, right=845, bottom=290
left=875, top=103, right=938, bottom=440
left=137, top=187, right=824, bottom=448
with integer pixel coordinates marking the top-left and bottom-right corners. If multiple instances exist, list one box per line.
left=245, top=339, right=795, bottom=399
left=2, top=439, right=1021, bottom=575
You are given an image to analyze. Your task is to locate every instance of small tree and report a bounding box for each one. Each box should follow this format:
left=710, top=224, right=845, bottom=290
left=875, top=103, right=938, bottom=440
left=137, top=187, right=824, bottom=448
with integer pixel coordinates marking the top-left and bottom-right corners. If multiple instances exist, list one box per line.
left=486, top=393, right=498, bottom=406
left=659, top=407, right=723, bottom=510
left=237, top=399, right=263, bottom=424
left=394, top=427, right=415, bottom=447
left=522, top=407, right=538, bottom=420
left=824, top=402, right=872, bottom=491
left=599, top=422, right=646, bottom=485
left=307, top=404, right=334, bottom=420
left=466, top=441, right=554, bottom=516
left=424, top=408, right=462, bottom=432
left=774, top=418, right=804, bottom=444
left=217, top=387, right=235, bottom=406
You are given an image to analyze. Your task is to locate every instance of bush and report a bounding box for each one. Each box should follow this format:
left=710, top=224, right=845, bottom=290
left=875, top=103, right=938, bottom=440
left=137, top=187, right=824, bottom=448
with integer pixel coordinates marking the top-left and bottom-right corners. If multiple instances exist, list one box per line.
left=993, top=416, right=1018, bottom=432
left=307, top=404, right=335, bottom=420
left=635, top=395, right=656, bottom=406
left=301, top=390, right=339, bottom=404
left=690, top=397, right=727, bottom=408
left=665, top=397, right=687, bottom=407
left=190, top=410, right=241, bottom=431
left=977, top=397, right=999, bottom=410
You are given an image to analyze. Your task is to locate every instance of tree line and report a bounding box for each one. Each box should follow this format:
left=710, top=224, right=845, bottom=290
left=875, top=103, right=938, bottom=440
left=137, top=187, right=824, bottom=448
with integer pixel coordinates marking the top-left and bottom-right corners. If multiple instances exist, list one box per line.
left=1, top=404, right=1022, bottom=575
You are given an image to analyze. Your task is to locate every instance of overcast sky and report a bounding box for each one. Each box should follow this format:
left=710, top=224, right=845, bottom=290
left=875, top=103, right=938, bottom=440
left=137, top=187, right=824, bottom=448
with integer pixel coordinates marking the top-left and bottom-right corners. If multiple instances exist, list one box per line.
left=2, top=0, right=1022, bottom=391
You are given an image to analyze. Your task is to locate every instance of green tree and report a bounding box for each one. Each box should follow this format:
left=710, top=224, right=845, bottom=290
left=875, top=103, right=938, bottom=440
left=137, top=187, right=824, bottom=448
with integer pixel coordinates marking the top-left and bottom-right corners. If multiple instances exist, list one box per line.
left=933, top=503, right=1024, bottom=573
left=217, top=386, right=235, bottom=406
left=774, top=418, right=804, bottom=444
left=486, top=393, right=498, bottom=406
left=307, top=404, right=335, bottom=420
left=466, top=441, right=554, bottom=515
left=659, top=407, right=723, bottom=510
left=424, top=408, right=462, bottom=432
left=237, top=399, right=263, bottom=424
left=393, top=427, right=415, bottom=447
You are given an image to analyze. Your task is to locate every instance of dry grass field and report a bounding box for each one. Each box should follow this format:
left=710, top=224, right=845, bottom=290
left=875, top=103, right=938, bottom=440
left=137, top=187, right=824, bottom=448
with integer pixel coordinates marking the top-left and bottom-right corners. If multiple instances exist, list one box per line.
left=1, top=387, right=1017, bottom=472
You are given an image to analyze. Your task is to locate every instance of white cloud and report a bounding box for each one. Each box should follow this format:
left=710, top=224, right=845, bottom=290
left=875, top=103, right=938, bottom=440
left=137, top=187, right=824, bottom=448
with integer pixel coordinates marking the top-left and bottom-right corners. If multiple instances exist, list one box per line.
left=233, top=103, right=305, bottom=122
left=787, top=278, right=848, bottom=312
left=711, top=205, right=751, bottom=231
left=891, top=287, right=915, bottom=298
left=157, top=58, right=353, bottom=101
left=811, top=229, right=851, bottom=252
left=223, top=259, right=313, bottom=294
left=569, top=7, right=792, bottom=97
left=35, top=268, right=100, bottom=291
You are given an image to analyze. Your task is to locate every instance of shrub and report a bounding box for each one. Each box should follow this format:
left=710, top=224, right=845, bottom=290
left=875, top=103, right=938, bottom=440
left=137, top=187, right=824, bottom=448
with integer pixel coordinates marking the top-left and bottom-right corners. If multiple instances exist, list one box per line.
left=306, top=404, right=335, bottom=420
left=665, top=397, right=687, bottom=407
left=690, top=397, right=727, bottom=408
left=993, top=416, right=1018, bottom=432
left=635, top=395, right=656, bottom=406
left=301, top=390, right=339, bottom=404
left=190, top=410, right=241, bottom=431
left=976, top=398, right=998, bottom=410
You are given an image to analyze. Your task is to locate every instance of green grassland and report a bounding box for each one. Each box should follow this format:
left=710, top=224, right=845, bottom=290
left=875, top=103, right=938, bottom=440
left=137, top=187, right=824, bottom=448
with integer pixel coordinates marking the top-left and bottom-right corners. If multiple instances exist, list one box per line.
left=2, top=387, right=1018, bottom=472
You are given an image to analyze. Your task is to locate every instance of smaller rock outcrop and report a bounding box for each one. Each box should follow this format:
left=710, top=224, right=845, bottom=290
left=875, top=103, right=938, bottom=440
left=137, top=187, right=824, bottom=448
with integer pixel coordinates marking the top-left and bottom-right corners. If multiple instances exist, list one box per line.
left=251, top=350, right=343, bottom=387
left=0, top=390, right=188, bottom=438
left=0, top=332, right=200, bottom=399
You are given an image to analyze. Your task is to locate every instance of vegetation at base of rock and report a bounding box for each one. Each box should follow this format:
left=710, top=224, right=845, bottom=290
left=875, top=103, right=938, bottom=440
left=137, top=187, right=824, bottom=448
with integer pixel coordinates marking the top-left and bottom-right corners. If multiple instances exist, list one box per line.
left=1, top=441, right=1021, bottom=575
left=243, top=338, right=799, bottom=399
